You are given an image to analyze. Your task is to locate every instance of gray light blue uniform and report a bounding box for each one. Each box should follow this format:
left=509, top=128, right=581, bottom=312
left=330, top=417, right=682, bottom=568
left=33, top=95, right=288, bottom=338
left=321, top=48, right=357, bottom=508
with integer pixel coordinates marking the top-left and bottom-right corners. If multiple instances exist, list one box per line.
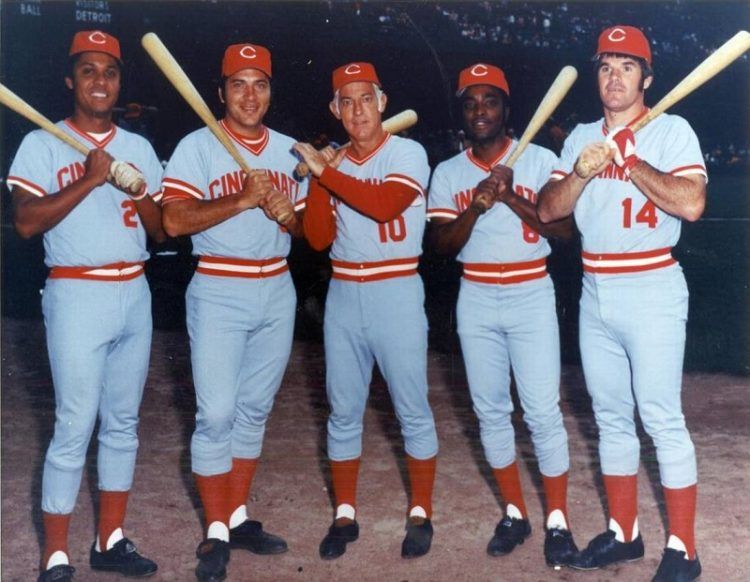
left=7, top=120, right=163, bottom=514
left=323, top=134, right=438, bottom=462
left=428, top=140, right=569, bottom=475
left=550, top=113, right=706, bottom=488
left=162, top=122, right=307, bottom=476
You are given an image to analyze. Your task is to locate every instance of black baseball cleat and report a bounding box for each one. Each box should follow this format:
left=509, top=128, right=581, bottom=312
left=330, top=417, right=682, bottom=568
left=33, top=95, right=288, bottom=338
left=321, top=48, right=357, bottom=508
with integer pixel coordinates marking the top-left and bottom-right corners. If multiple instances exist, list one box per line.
left=652, top=548, right=702, bottom=582
left=37, top=565, right=75, bottom=582
left=319, top=521, right=359, bottom=560
left=570, top=529, right=644, bottom=570
left=229, top=520, right=288, bottom=554
left=90, top=538, right=157, bottom=577
left=401, top=518, right=433, bottom=559
left=486, top=516, right=532, bottom=557
left=195, top=539, right=230, bottom=582
left=544, top=528, right=579, bottom=568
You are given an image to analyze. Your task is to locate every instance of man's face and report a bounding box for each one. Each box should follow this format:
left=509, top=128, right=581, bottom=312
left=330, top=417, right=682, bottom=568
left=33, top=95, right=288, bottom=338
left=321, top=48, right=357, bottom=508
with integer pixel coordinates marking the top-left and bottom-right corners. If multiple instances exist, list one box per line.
left=65, top=52, right=121, bottom=118
left=222, top=68, right=271, bottom=132
left=461, top=85, right=507, bottom=143
left=331, top=81, right=385, bottom=143
left=597, top=54, right=652, bottom=114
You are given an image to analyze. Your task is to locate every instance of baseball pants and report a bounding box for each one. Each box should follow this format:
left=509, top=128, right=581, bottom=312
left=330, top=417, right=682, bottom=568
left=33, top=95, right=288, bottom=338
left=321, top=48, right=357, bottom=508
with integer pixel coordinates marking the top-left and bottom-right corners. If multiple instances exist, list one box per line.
left=188, top=271, right=296, bottom=476
left=579, top=265, right=697, bottom=488
left=457, top=275, right=569, bottom=476
left=41, top=276, right=152, bottom=514
left=324, top=275, right=438, bottom=461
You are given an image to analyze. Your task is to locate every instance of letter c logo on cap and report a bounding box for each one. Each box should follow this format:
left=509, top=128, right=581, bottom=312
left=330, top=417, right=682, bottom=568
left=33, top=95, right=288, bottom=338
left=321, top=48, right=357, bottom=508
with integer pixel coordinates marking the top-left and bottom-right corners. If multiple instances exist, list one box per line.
left=608, top=28, right=627, bottom=42
left=344, top=64, right=361, bottom=75
left=88, top=31, right=107, bottom=44
left=470, top=64, right=489, bottom=77
left=239, top=46, right=257, bottom=59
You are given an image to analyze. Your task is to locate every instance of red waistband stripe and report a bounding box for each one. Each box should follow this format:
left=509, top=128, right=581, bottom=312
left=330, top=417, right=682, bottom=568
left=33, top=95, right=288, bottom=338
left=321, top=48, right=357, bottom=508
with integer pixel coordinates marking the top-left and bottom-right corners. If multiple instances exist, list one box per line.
left=196, top=256, right=288, bottom=278
left=332, top=256, right=419, bottom=282
left=582, top=247, right=676, bottom=274
left=49, top=262, right=144, bottom=281
left=462, top=258, right=547, bottom=284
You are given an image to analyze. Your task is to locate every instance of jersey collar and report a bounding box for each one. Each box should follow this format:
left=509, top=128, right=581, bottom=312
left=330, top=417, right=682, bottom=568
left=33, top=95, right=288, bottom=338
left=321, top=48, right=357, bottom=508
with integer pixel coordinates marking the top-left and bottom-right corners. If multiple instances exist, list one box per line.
left=220, top=120, right=269, bottom=156
left=466, top=137, right=513, bottom=172
left=601, top=107, right=650, bottom=136
left=346, top=132, right=391, bottom=165
left=64, top=118, right=117, bottom=149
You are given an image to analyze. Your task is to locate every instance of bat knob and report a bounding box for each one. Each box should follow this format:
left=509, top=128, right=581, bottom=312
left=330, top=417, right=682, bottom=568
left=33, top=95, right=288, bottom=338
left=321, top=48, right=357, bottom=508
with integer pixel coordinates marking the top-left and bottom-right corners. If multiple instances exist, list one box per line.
left=294, top=162, right=311, bottom=180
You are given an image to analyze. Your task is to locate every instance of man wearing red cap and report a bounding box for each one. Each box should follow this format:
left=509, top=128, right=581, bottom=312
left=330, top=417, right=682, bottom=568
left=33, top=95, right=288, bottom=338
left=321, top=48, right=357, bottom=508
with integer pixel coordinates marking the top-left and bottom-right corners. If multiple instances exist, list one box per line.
left=539, top=25, right=706, bottom=581
left=7, top=30, right=165, bottom=581
left=427, top=63, right=577, bottom=568
left=161, top=43, right=306, bottom=581
left=295, top=62, right=438, bottom=560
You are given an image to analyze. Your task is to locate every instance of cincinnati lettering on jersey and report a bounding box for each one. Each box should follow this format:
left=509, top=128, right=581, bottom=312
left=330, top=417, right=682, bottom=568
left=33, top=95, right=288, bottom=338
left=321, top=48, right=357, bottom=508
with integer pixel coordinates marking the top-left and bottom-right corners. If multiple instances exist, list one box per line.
left=57, top=162, right=86, bottom=189
left=207, top=169, right=300, bottom=200
left=452, top=183, right=538, bottom=211
left=594, top=162, right=631, bottom=183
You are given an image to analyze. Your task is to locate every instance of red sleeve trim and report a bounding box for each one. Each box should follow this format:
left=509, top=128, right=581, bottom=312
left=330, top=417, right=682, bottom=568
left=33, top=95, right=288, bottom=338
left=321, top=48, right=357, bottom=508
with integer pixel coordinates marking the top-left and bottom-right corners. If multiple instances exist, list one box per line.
left=7, top=176, right=47, bottom=197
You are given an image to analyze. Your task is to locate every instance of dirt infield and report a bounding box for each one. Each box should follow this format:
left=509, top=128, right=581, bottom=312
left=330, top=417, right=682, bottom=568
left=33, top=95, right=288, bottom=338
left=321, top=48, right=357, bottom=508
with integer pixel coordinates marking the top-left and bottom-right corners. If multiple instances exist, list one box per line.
left=2, top=317, right=749, bottom=581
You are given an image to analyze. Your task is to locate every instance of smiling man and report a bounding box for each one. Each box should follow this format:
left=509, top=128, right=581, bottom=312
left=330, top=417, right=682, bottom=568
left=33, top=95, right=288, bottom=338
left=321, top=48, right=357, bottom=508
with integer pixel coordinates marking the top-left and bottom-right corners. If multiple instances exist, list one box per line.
left=427, top=63, right=577, bottom=569
left=161, top=43, right=307, bottom=581
left=538, top=26, right=707, bottom=582
left=295, top=62, right=438, bottom=561
left=7, top=30, right=165, bottom=582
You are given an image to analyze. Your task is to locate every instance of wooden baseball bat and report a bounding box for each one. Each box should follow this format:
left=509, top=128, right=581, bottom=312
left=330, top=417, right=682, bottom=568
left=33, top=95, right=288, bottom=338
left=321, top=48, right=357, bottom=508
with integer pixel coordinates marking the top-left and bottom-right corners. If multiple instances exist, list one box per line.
left=294, top=109, right=418, bottom=178
left=0, top=82, right=145, bottom=195
left=577, top=29, right=750, bottom=176
left=141, top=33, right=254, bottom=177
left=505, top=66, right=578, bottom=168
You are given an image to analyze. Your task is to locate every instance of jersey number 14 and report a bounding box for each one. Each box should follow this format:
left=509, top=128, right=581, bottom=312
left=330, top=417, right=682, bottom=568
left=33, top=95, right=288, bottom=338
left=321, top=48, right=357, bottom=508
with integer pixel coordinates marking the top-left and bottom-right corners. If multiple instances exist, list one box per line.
left=622, top=198, right=657, bottom=229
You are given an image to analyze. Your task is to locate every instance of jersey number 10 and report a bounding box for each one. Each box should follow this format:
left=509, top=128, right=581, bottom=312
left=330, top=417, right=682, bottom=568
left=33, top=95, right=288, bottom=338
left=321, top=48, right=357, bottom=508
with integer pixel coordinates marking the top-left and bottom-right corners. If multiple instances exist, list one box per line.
left=378, top=215, right=407, bottom=243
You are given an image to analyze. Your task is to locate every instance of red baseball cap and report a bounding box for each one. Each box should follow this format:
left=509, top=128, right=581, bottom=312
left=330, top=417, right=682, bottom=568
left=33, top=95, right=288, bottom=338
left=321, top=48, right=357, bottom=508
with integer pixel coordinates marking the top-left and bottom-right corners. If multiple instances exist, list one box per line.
left=332, top=62, right=381, bottom=93
left=457, top=63, right=510, bottom=97
left=595, top=26, right=652, bottom=65
left=222, top=43, right=272, bottom=78
left=69, top=30, right=122, bottom=63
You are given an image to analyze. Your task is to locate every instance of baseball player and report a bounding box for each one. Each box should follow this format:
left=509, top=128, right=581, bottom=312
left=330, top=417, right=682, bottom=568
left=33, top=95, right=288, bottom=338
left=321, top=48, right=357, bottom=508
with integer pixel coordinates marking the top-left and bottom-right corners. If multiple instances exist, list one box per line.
left=538, top=26, right=706, bottom=582
left=161, top=43, right=306, bottom=581
left=7, top=31, right=164, bottom=582
left=427, top=63, right=578, bottom=568
left=294, top=62, right=438, bottom=560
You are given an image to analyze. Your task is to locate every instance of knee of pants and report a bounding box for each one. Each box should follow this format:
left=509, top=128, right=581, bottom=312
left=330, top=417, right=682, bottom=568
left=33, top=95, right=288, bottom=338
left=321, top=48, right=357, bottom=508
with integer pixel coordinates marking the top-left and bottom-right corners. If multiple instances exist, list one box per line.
left=195, top=408, right=235, bottom=443
left=46, top=418, right=97, bottom=472
left=236, top=395, right=274, bottom=430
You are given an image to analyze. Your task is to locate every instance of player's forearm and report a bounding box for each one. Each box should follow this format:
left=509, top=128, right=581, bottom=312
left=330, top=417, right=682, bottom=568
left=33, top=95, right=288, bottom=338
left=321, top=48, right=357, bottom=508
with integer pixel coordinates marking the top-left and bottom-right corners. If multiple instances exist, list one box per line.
left=134, top=196, right=168, bottom=243
left=282, top=211, right=304, bottom=239
left=503, top=193, right=574, bottom=241
left=537, top=173, right=587, bottom=223
left=318, top=167, right=417, bottom=223
left=628, top=161, right=706, bottom=222
left=162, top=195, right=247, bottom=237
left=12, top=177, right=99, bottom=238
left=303, top=183, right=336, bottom=250
left=428, top=211, right=481, bottom=256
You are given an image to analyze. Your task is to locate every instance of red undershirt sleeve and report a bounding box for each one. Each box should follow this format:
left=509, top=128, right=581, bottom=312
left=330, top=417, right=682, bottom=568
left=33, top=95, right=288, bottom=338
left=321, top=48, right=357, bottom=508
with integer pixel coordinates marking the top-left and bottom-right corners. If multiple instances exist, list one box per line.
left=318, top=166, right=419, bottom=223
left=302, top=178, right=337, bottom=251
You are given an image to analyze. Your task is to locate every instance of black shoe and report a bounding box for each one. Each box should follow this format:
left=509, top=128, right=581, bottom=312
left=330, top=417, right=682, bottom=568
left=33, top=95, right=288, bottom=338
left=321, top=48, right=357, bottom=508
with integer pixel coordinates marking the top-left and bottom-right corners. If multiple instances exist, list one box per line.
left=544, top=528, right=579, bottom=568
left=401, top=519, right=433, bottom=559
left=570, top=529, right=645, bottom=570
left=486, top=516, right=532, bottom=557
left=90, top=538, right=157, bottom=577
left=229, top=520, right=288, bottom=555
left=37, top=565, right=75, bottom=582
left=652, top=548, right=702, bottom=581
left=195, top=539, right=230, bottom=582
left=319, top=521, right=359, bottom=560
